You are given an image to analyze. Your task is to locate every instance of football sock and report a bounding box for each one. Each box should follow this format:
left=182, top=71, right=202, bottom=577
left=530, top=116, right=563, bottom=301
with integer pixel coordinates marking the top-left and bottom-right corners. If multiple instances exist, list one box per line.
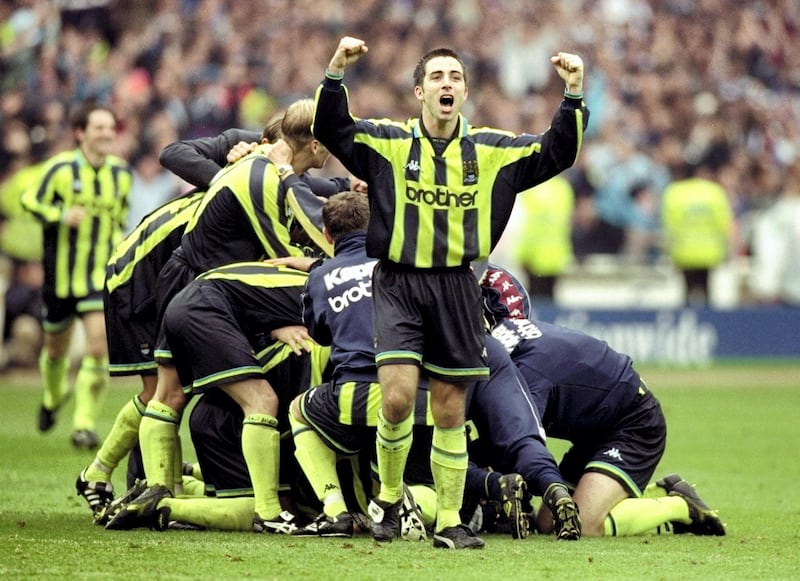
left=482, top=470, right=502, bottom=500
left=430, top=425, right=468, bottom=532
left=604, top=496, right=691, bottom=536
left=188, top=463, right=204, bottom=481
left=39, top=351, right=69, bottom=410
left=375, top=409, right=413, bottom=504
left=172, top=435, right=184, bottom=496
left=242, top=413, right=281, bottom=520
left=643, top=481, right=668, bottom=498
left=140, top=400, right=180, bottom=491
left=86, top=396, right=145, bottom=482
left=72, top=356, right=108, bottom=431
left=344, top=455, right=369, bottom=515
left=408, top=484, right=437, bottom=527
left=160, top=497, right=255, bottom=531
left=180, top=475, right=206, bottom=497
left=290, top=413, right=347, bottom=517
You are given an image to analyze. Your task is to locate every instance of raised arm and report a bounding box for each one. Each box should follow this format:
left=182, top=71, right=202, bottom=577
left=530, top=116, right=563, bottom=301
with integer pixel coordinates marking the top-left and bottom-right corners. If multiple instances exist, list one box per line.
left=550, top=52, right=584, bottom=96
left=325, top=36, right=369, bottom=77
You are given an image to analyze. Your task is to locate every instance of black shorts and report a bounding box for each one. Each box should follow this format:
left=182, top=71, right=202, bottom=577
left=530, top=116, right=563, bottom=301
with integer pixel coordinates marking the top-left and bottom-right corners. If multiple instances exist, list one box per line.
left=105, top=283, right=158, bottom=377
left=558, top=391, right=667, bottom=496
left=299, top=379, right=433, bottom=455
left=155, top=249, right=198, bottom=325
left=41, top=291, right=104, bottom=332
left=371, top=262, right=488, bottom=382
left=159, top=282, right=267, bottom=392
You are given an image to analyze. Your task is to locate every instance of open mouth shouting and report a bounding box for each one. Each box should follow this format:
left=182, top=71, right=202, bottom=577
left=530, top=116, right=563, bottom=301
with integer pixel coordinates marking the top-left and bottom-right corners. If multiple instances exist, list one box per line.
left=439, top=94, right=455, bottom=112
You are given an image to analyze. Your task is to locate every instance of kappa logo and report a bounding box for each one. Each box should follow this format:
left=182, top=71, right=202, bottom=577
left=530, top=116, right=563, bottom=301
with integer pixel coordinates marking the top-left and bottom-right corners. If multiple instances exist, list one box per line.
left=405, top=159, right=421, bottom=173
left=603, top=447, right=624, bottom=461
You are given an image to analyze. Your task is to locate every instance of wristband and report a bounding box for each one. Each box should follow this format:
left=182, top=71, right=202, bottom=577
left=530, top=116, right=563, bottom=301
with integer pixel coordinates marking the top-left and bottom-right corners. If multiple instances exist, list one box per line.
left=325, top=68, right=344, bottom=81
left=564, top=89, right=584, bottom=100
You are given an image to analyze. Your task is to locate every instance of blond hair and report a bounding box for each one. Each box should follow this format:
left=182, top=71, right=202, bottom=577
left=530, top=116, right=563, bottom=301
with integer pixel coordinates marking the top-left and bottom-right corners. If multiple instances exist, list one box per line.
left=281, top=99, right=314, bottom=150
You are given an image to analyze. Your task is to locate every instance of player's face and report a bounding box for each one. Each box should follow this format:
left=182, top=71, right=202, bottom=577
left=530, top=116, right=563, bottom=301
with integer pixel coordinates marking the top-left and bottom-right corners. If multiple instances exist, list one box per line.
left=416, top=56, right=467, bottom=125
left=79, top=109, right=117, bottom=159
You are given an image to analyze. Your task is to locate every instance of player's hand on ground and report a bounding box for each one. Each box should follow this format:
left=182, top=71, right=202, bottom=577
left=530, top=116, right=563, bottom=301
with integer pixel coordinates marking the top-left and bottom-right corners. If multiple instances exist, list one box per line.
left=550, top=52, right=584, bottom=94
left=271, top=325, right=316, bottom=356
left=226, top=141, right=258, bottom=164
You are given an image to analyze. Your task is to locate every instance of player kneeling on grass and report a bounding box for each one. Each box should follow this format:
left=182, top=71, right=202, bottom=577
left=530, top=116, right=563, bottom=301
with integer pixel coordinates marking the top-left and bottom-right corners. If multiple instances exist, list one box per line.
left=107, top=262, right=313, bottom=533
left=480, top=265, right=726, bottom=537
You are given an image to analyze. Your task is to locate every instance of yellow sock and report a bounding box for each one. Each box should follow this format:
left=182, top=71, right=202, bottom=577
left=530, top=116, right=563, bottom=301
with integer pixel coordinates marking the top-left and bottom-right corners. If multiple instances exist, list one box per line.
left=430, top=425, right=468, bottom=532
left=344, top=455, right=369, bottom=515
left=290, top=414, right=347, bottom=517
left=85, top=396, right=145, bottom=481
left=190, top=463, right=203, bottom=481
left=39, top=350, right=69, bottom=410
left=643, top=481, right=668, bottom=498
left=375, top=410, right=413, bottom=504
left=605, top=496, right=691, bottom=536
left=180, top=475, right=206, bottom=497
left=140, top=401, right=180, bottom=490
left=408, top=484, right=437, bottom=527
left=72, top=356, right=108, bottom=431
left=160, top=497, right=255, bottom=531
left=242, top=414, right=281, bottom=520
left=173, top=435, right=185, bottom=496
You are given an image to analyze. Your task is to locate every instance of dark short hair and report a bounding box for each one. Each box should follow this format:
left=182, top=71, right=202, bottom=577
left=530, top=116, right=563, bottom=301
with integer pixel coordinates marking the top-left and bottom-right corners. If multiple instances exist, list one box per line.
left=262, top=111, right=284, bottom=142
left=69, top=101, right=115, bottom=131
left=413, top=48, right=467, bottom=87
left=323, top=191, right=369, bottom=241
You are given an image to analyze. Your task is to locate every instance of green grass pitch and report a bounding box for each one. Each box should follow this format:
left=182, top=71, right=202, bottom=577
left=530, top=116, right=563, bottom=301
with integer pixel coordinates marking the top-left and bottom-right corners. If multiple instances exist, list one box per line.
left=1, top=362, right=799, bottom=580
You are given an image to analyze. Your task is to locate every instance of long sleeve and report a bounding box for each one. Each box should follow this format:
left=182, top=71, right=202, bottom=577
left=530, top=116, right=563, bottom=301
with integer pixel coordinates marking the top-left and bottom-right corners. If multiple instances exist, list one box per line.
left=159, top=128, right=262, bottom=189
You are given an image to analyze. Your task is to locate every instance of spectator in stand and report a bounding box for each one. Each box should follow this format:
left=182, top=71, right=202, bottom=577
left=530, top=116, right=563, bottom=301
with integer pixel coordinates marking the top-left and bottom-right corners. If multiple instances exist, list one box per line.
left=125, top=149, right=183, bottom=235
left=748, top=159, right=800, bottom=307
left=4, top=2, right=800, bottom=281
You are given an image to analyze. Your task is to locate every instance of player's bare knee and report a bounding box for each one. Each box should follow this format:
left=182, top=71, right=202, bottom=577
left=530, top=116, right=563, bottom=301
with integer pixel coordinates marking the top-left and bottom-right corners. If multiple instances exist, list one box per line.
left=381, top=390, right=414, bottom=422
left=289, top=396, right=306, bottom=424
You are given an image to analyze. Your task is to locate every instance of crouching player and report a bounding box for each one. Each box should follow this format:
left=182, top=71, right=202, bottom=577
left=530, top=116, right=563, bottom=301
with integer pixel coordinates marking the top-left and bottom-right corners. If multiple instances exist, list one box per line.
left=106, top=262, right=313, bottom=534
left=481, top=265, right=726, bottom=537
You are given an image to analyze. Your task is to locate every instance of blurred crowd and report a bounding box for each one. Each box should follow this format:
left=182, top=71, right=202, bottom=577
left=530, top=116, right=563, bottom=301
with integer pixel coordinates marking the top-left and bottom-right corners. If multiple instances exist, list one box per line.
left=1, top=0, right=799, bottom=366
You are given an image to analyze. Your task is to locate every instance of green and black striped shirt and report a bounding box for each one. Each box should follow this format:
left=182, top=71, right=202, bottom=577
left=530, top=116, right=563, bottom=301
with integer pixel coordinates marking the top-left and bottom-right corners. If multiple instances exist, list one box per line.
left=22, top=148, right=131, bottom=298
left=314, top=77, right=588, bottom=268
left=105, top=191, right=204, bottom=295
left=180, top=144, right=332, bottom=273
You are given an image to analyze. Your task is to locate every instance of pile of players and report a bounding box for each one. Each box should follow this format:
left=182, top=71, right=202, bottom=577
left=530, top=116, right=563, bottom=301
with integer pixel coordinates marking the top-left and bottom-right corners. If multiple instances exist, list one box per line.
left=50, top=37, right=724, bottom=548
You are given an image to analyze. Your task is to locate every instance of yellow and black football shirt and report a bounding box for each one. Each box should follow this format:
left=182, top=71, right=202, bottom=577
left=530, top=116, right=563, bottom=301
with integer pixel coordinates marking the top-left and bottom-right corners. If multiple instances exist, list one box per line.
left=22, top=148, right=131, bottom=298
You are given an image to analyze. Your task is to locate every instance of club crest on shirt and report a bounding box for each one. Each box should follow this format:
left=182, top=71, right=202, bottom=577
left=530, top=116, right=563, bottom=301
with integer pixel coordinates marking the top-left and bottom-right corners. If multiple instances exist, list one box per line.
left=463, top=159, right=478, bottom=185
